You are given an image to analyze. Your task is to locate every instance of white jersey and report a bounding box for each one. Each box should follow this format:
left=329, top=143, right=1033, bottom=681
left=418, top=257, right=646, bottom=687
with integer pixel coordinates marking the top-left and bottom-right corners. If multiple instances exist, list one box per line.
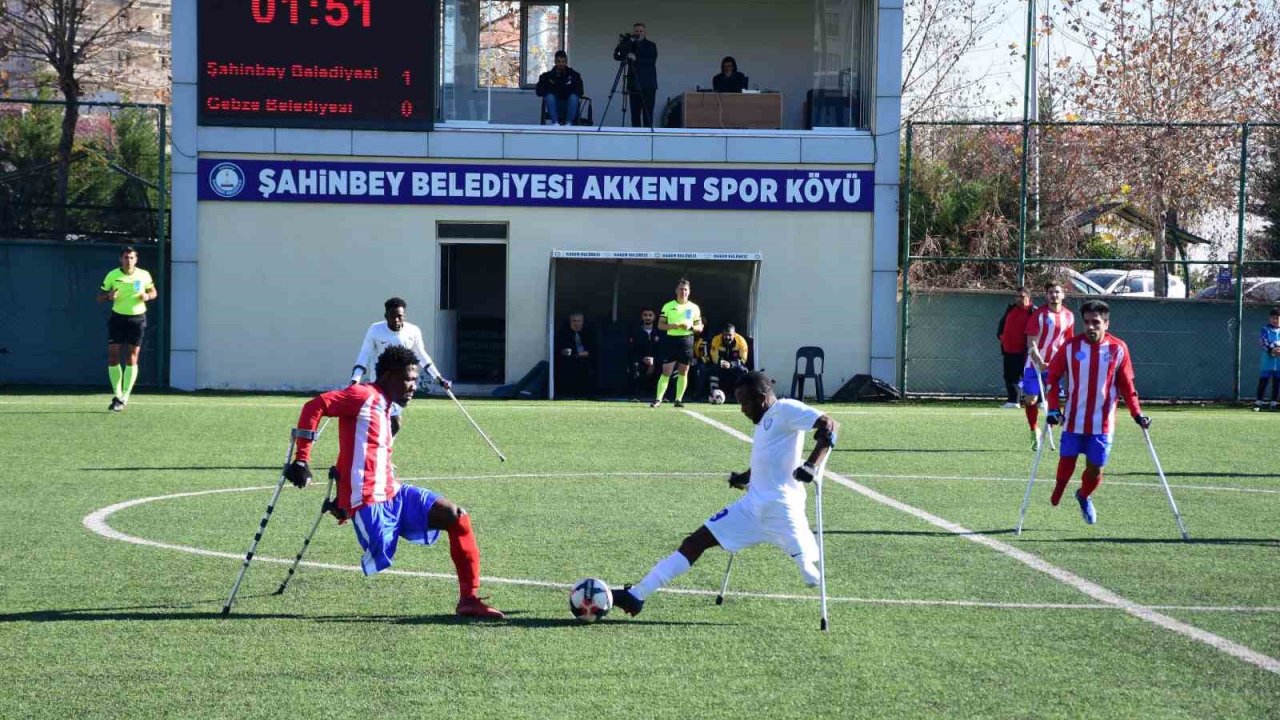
left=746, top=398, right=823, bottom=509
left=351, top=320, right=438, bottom=383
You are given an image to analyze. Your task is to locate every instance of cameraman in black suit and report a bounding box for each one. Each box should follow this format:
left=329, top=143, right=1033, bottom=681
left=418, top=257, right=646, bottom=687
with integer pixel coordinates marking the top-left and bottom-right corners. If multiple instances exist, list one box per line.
left=614, top=22, right=658, bottom=127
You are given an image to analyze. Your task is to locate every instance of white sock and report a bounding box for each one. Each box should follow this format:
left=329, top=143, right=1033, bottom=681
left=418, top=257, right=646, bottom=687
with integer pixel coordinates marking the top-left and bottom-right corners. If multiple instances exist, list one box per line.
left=631, top=551, right=691, bottom=601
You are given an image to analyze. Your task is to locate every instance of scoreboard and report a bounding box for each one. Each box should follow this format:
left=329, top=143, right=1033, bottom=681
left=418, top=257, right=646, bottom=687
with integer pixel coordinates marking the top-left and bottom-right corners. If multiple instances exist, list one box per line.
left=198, top=0, right=437, bottom=131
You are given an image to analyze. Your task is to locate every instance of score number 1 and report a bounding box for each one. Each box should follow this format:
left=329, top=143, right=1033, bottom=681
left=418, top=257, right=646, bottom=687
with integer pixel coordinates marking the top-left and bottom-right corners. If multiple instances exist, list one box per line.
left=251, top=0, right=372, bottom=27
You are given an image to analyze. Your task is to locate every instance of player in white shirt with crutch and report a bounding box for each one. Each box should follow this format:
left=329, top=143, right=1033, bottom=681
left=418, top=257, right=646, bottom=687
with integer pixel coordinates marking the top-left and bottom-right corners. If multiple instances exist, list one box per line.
left=613, top=371, right=838, bottom=628
left=351, top=297, right=450, bottom=436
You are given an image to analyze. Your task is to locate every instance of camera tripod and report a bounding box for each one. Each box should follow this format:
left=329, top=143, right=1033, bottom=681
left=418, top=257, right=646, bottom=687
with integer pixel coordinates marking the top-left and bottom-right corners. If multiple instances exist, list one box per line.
left=597, top=57, right=655, bottom=132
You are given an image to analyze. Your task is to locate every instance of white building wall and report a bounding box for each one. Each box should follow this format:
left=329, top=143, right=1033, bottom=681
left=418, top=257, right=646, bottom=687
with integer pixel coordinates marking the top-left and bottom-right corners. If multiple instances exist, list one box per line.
left=196, top=199, right=872, bottom=391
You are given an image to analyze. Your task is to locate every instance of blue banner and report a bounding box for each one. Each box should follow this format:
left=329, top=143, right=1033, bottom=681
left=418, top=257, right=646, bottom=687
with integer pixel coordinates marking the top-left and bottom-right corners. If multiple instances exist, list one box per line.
left=199, top=159, right=873, bottom=212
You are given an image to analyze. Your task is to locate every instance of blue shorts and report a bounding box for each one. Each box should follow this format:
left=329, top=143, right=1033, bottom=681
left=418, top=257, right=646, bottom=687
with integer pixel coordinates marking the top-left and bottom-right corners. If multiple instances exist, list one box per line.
left=351, top=485, right=441, bottom=575
left=1059, top=431, right=1113, bottom=467
left=1020, top=367, right=1049, bottom=397
left=1263, top=368, right=1280, bottom=380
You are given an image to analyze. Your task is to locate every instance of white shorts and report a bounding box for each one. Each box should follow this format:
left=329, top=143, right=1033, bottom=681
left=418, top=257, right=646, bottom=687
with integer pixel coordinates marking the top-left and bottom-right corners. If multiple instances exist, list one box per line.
left=704, top=497, right=819, bottom=563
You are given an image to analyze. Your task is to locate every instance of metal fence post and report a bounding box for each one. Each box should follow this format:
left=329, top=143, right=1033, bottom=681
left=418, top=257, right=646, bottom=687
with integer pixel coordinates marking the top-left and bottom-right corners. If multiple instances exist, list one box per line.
left=1233, top=122, right=1249, bottom=401
left=899, top=122, right=914, bottom=394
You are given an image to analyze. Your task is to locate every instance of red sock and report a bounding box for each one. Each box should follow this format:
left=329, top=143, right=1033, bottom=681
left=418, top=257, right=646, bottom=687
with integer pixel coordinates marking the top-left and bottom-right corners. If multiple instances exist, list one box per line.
left=1080, top=466, right=1102, bottom=499
left=447, top=512, right=481, bottom=599
left=1025, top=404, right=1039, bottom=430
left=1051, top=456, right=1077, bottom=506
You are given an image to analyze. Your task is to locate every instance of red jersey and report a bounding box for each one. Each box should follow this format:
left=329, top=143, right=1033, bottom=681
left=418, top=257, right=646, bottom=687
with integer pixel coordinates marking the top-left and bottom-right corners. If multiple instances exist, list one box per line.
left=1024, top=306, right=1075, bottom=370
left=294, top=383, right=398, bottom=515
left=1046, top=333, right=1143, bottom=435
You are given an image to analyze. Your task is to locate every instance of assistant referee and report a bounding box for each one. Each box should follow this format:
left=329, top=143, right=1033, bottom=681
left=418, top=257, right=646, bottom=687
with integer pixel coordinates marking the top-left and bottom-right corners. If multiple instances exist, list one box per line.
left=653, top=278, right=703, bottom=407
left=96, top=246, right=156, bottom=412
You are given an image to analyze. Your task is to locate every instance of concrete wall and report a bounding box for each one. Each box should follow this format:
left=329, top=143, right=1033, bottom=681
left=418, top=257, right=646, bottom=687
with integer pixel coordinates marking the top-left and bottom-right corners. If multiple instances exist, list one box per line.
left=0, top=241, right=161, bottom=386
left=196, top=197, right=872, bottom=391
left=904, top=290, right=1273, bottom=400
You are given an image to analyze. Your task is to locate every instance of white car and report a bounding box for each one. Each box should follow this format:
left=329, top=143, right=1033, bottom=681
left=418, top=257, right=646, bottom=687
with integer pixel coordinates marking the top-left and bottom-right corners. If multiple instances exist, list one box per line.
left=1082, top=269, right=1188, bottom=298
left=1044, top=267, right=1106, bottom=295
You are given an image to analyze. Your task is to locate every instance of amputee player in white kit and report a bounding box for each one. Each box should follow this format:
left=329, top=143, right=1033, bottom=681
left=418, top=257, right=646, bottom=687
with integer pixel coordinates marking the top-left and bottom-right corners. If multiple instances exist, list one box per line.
left=351, top=297, right=451, bottom=434
left=612, top=371, right=839, bottom=617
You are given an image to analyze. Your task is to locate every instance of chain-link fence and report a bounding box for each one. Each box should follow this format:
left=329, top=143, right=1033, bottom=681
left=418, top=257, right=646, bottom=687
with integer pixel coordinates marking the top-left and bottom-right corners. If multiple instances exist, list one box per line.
left=901, top=120, right=1280, bottom=401
left=0, top=97, right=169, bottom=385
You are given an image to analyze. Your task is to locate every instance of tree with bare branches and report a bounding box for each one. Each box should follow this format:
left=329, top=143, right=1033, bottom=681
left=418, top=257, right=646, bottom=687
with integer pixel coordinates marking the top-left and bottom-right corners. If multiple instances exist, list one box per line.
left=901, top=0, right=1006, bottom=121
left=1047, top=0, right=1280, bottom=294
left=0, top=0, right=142, bottom=233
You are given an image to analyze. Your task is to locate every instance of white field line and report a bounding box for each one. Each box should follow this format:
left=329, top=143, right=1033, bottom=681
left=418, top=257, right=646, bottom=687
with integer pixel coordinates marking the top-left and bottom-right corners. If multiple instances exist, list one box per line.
left=81, top=485, right=1280, bottom=615
left=391, top=468, right=1280, bottom=497
left=681, top=409, right=1280, bottom=676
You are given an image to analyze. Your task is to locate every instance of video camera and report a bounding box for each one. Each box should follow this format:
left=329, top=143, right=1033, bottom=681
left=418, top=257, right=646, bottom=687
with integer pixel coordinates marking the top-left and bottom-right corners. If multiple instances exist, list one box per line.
left=615, top=32, right=638, bottom=56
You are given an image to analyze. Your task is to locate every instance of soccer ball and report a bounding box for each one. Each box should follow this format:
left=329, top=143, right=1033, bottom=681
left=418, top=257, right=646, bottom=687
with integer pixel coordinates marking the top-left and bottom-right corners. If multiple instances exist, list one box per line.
left=709, top=389, right=726, bottom=405
left=569, top=578, right=613, bottom=623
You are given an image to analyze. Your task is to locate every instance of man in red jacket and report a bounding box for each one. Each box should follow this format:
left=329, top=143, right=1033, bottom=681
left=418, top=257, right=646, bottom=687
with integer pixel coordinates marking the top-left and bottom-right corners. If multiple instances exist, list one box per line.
left=996, top=287, right=1035, bottom=408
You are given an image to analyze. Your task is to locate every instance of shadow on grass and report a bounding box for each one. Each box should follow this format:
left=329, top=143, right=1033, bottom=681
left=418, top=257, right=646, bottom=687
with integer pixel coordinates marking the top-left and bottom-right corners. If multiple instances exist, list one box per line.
left=81, top=465, right=281, bottom=472
left=1023, top=536, right=1279, bottom=547
left=0, top=410, right=110, bottom=415
left=314, top=612, right=736, bottom=628
left=1106, top=470, right=1280, bottom=479
left=821, top=528, right=1017, bottom=538
left=833, top=448, right=993, bottom=454
left=0, top=603, right=732, bottom=628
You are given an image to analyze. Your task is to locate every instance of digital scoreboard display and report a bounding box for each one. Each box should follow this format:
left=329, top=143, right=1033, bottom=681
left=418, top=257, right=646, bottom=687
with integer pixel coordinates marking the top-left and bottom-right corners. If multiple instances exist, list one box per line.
left=198, top=0, right=436, bottom=131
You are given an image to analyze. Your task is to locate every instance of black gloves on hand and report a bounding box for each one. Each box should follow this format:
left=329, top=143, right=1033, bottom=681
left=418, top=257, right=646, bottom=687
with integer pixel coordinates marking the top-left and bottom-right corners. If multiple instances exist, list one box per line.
left=794, top=463, right=818, bottom=483
left=1046, top=410, right=1063, bottom=426
left=1134, top=414, right=1152, bottom=429
left=728, top=471, right=750, bottom=490
left=285, top=460, right=312, bottom=488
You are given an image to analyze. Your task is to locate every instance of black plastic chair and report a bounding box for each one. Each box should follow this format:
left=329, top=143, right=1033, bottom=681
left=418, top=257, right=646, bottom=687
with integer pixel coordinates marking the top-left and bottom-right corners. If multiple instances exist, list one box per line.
left=790, top=346, right=825, bottom=402
left=539, top=96, right=593, bottom=125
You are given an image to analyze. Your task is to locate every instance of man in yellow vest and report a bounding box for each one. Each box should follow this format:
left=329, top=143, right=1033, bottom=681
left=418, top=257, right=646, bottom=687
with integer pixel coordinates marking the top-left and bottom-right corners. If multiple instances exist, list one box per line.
left=97, top=246, right=157, bottom=412
left=654, top=278, right=703, bottom=407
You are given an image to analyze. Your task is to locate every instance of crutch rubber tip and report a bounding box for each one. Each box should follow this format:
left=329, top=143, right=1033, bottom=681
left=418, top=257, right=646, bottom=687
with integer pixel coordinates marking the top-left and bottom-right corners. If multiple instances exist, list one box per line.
left=820, top=618, right=828, bottom=631
left=220, top=606, right=231, bottom=616
left=715, top=596, right=724, bottom=605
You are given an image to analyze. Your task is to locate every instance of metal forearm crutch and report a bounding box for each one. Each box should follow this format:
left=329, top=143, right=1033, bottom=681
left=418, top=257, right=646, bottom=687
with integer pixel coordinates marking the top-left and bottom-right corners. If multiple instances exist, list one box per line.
left=813, top=452, right=832, bottom=632
left=221, top=419, right=329, bottom=615
left=1142, top=427, right=1190, bottom=541
left=1016, top=422, right=1054, bottom=535
left=445, top=388, right=507, bottom=462
left=274, top=466, right=338, bottom=595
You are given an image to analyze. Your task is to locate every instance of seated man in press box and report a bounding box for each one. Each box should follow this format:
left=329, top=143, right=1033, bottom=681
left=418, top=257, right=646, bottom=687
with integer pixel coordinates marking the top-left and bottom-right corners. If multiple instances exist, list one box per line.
left=536, top=51, right=585, bottom=126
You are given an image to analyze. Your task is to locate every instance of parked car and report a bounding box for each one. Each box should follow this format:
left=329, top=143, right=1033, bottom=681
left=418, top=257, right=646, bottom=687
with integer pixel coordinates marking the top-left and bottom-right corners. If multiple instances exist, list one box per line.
left=1082, top=269, right=1188, bottom=298
left=1195, top=277, right=1280, bottom=303
left=1064, top=269, right=1107, bottom=296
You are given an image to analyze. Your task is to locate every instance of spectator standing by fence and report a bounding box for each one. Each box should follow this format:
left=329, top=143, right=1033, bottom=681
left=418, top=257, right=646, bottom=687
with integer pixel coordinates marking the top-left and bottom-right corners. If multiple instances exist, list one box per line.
left=997, top=287, right=1035, bottom=409
left=1255, top=306, right=1280, bottom=411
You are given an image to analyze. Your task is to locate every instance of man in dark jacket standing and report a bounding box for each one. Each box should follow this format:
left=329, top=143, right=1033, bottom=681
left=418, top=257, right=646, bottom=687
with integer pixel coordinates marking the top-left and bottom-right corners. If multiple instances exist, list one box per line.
left=997, top=286, right=1035, bottom=408
left=628, top=307, right=664, bottom=398
left=614, top=22, right=658, bottom=127
left=536, top=51, right=585, bottom=126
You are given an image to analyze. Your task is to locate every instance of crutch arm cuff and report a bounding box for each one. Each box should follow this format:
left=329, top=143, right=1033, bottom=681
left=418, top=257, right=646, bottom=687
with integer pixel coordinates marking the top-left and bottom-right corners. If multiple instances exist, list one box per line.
left=291, top=428, right=318, bottom=441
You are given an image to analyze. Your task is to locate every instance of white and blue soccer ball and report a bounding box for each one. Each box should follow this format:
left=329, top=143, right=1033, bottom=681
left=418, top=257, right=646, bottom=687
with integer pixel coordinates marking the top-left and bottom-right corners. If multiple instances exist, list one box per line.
left=709, top=389, right=726, bottom=405
left=569, top=578, right=613, bottom=623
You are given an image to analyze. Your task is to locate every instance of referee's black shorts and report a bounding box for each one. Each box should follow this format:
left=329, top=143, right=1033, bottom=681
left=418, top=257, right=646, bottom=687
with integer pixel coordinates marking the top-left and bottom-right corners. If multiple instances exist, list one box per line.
left=108, top=312, right=147, bottom=347
left=661, top=334, right=695, bottom=365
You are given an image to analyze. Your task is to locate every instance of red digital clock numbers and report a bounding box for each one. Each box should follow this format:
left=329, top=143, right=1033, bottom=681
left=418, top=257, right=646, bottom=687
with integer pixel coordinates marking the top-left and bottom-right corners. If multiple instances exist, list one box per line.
left=199, top=0, right=435, bottom=131
left=251, top=0, right=372, bottom=28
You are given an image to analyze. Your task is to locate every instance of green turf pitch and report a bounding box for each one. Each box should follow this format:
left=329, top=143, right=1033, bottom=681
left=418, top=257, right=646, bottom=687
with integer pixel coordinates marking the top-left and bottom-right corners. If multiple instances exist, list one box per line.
left=0, top=393, right=1277, bottom=718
